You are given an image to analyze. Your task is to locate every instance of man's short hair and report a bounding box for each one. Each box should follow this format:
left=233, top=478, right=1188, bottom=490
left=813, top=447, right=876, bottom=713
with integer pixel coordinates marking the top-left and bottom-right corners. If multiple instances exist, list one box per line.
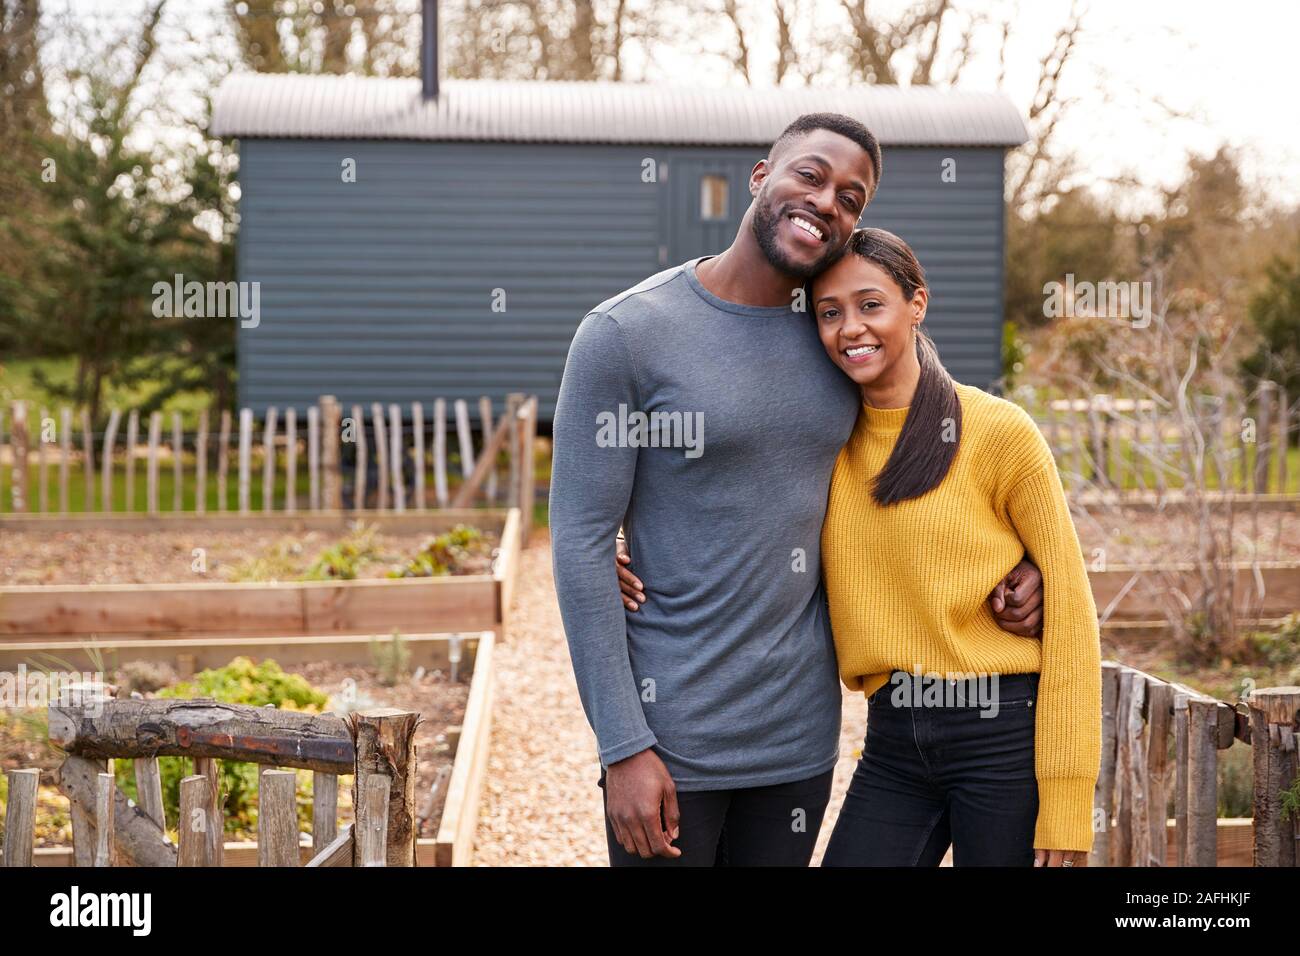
left=770, top=113, right=883, bottom=202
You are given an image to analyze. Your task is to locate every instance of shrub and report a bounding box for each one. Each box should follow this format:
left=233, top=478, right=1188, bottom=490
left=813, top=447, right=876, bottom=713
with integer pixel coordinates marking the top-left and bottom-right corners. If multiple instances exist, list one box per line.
left=388, top=524, right=489, bottom=578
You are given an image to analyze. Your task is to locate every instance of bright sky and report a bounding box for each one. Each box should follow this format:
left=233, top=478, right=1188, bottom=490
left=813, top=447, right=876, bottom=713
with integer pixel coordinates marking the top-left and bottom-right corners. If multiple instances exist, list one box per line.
left=51, top=0, right=1300, bottom=210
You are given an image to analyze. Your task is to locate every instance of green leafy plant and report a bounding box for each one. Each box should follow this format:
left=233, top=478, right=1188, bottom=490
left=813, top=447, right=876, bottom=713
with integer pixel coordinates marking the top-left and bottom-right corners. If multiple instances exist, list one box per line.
left=371, top=629, right=411, bottom=687
left=387, top=524, right=489, bottom=578
left=303, top=522, right=382, bottom=580
left=225, top=538, right=306, bottom=582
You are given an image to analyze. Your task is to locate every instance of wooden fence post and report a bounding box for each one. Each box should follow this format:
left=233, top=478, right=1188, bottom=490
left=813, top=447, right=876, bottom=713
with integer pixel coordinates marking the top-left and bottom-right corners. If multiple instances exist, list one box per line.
left=146, top=411, right=162, bottom=514
left=257, top=769, right=300, bottom=867
left=178, top=774, right=220, bottom=866
left=80, top=408, right=96, bottom=511
left=2, top=768, right=40, bottom=867
left=10, top=400, right=28, bottom=513
left=351, top=708, right=418, bottom=867
left=352, top=403, right=367, bottom=511
left=1249, top=686, right=1300, bottom=867
left=518, top=396, right=537, bottom=542
left=371, top=403, right=389, bottom=511
left=93, top=771, right=115, bottom=867
left=171, top=412, right=184, bottom=511
left=1186, top=695, right=1220, bottom=866
left=238, top=408, right=252, bottom=514
left=357, top=775, right=391, bottom=867
left=125, top=409, right=139, bottom=512
left=285, top=407, right=297, bottom=514
left=59, top=406, right=71, bottom=512
left=37, top=406, right=48, bottom=512
left=433, top=397, right=448, bottom=507
left=313, top=771, right=339, bottom=855
left=195, top=409, right=208, bottom=515
left=320, top=396, right=342, bottom=511
left=261, top=406, right=278, bottom=514
left=412, top=402, right=426, bottom=510
left=102, top=408, right=121, bottom=513
left=217, top=409, right=231, bottom=512
left=1091, top=662, right=1120, bottom=866
left=1146, top=677, right=1174, bottom=865
left=480, top=396, right=497, bottom=503
left=192, top=757, right=224, bottom=866
left=389, top=403, right=405, bottom=512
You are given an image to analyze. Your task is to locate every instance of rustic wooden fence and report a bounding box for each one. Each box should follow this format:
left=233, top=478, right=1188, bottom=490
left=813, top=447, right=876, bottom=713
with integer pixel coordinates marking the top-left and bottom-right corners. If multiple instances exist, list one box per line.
left=2, top=683, right=422, bottom=868
left=1094, top=662, right=1299, bottom=867
left=1035, top=384, right=1295, bottom=495
left=0, top=393, right=538, bottom=528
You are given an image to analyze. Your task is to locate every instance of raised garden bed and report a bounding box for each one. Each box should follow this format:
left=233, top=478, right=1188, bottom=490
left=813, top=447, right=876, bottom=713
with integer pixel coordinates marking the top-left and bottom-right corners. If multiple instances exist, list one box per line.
left=0, top=509, right=521, bottom=671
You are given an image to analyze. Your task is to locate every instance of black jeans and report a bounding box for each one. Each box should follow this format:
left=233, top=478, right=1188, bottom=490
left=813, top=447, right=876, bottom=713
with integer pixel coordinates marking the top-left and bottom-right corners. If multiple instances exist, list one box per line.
left=822, top=669, right=1040, bottom=867
left=598, top=766, right=834, bottom=866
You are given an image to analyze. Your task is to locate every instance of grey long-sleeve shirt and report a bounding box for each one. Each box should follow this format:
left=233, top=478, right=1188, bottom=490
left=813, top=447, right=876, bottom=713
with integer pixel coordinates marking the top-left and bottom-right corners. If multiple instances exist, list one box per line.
left=549, top=255, right=860, bottom=790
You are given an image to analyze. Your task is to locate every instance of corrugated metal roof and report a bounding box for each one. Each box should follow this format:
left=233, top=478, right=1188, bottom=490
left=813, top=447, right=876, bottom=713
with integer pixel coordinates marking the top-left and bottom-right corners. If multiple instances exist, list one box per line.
left=210, top=74, right=1028, bottom=147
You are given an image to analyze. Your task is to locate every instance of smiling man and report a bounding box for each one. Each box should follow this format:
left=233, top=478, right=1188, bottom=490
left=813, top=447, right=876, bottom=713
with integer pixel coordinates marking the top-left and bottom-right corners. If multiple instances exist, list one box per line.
left=549, top=113, right=1044, bottom=867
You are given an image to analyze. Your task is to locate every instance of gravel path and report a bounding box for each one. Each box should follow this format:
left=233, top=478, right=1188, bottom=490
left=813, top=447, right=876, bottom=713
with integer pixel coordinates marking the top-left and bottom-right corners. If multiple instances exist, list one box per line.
left=476, top=531, right=887, bottom=866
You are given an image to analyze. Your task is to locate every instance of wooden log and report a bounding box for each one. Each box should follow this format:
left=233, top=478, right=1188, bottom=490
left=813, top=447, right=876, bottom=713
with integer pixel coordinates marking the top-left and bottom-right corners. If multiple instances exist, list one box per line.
left=305, top=822, right=353, bottom=867
left=195, top=409, right=208, bottom=515
left=261, top=405, right=278, bottom=514
left=80, top=407, right=95, bottom=511
left=101, top=408, right=121, bottom=514
left=308, top=404, right=321, bottom=511
left=50, top=697, right=353, bottom=773
left=352, top=403, right=367, bottom=511
left=357, top=774, right=391, bottom=867
left=412, top=402, right=425, bottom=510
left=257, top=769, right=300, bottom=867
left=192, top=756, right=223, bottom=865
left=350, top=708, right=418, bottom=867
left=238, top=408, right=252, bottom=514
left=10, top=400, right=27, bottom=513
left=389, top=403, right=405, bottom=512
left=124, top=409, right=139, bottom=513
left=371, top=402, right=388, bottom=511
left=480, top=396, right=497, bottom=502
left=1091, top=662, right=1120, bottom=866
left=3, top=768, right=40, bottom=866
left=217, top=408, right=231, bottom=512
left=146, top=410, right=162, bottom=515
left=1186, top=695, right=1220, bottom=866
left=133, top=757, right=165, bottom=830
left=320, top=396, right=342, bottom=511
left=433, top=397, right=448, bottom=507
left=59, top=406, right=72, bottom=512
left=57, top=755, right=178, bottom=868
left=285, top=408, right=297, bottom=514
left=1145, top=678, right=1173, bottom=865
left=313, top=771, right=338, bottom=854
left=1249, top=686, right=1300, bottom=867
left=37, top=406, right=48, bottom=512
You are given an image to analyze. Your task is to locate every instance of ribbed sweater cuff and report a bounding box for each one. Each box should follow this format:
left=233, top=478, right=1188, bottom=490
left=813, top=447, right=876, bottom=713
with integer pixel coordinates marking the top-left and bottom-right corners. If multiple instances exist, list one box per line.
left=1034, top=777, right=1097, bottom=853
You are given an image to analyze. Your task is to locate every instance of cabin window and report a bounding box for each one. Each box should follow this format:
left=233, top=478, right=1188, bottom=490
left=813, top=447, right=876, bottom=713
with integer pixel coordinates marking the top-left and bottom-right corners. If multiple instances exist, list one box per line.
left=700, top=175, right=728, bottom=220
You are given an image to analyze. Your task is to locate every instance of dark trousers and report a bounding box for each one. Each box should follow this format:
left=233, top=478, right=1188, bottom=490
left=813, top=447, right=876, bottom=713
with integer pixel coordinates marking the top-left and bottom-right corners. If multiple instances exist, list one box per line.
left=822, top=670, right=1041, bottom=867
left=599, top=766, right=834, bottom=866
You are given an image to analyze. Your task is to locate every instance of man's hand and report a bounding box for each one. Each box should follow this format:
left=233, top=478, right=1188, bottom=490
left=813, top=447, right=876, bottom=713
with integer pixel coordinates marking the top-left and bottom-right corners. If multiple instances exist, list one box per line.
left=605, top=748, right=681, bottom=859
left=616, top=537, right=646, bottom=612
left=989, top=558, right=1044, bottom=637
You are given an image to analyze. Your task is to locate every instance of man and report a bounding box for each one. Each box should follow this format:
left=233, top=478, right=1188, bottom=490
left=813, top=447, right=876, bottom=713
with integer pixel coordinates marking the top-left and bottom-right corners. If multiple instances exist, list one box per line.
left=549, top=113, right=1043, bottom=866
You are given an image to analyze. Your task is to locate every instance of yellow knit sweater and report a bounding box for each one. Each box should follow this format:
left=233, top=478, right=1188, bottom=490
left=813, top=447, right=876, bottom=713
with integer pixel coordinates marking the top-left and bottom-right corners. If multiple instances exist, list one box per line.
left=821, top=382, right=1102, bottom=853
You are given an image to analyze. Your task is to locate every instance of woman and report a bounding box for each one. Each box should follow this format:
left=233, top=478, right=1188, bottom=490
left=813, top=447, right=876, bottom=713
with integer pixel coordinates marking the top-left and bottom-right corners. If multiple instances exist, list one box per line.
left=618, top=227, right=1101, bottom=867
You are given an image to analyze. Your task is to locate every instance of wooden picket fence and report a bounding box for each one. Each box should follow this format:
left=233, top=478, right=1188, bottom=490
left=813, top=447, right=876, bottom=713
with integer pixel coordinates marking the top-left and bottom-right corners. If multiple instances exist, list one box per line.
left=0, top=393, right=538, bottom=529
left=1095, top=662, right=1299, bottom=867
left=1037, top=383, right=1295, bottom=495
left=2, top=684, right=420, bottom=868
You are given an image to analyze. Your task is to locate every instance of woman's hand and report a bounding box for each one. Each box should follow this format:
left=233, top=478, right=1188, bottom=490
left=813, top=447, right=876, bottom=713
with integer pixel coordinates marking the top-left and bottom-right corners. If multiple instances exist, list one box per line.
left=1034, top=848, right=1089, bottom=867
left=616, top=537, right=646, bottom=611
left=988, top=558, right=1044, bottom=637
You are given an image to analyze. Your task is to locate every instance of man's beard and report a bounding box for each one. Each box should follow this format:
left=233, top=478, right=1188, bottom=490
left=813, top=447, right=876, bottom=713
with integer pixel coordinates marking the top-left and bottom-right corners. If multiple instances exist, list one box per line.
left=750, top=193, right=835, bottom=279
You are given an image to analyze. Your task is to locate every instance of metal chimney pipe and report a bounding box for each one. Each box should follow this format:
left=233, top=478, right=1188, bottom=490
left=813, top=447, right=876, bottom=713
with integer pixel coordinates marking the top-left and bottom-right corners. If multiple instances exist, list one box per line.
left=422, top=0, right=439, bottom=101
